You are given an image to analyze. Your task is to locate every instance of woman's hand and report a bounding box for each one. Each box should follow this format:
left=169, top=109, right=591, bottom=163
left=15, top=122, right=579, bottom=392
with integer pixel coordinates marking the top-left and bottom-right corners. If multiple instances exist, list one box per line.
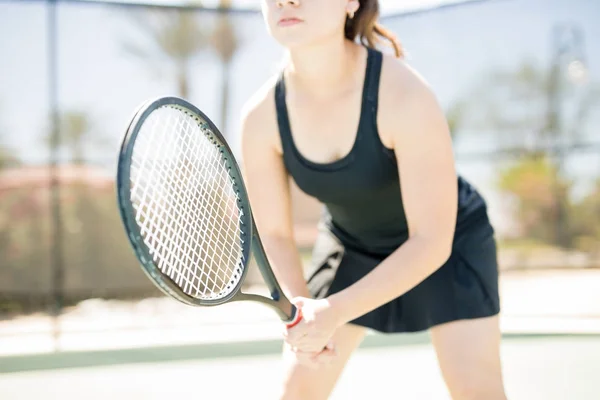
left=284, top=297, right=345, bottom=353
left=286, top=342, right=337, bottom=370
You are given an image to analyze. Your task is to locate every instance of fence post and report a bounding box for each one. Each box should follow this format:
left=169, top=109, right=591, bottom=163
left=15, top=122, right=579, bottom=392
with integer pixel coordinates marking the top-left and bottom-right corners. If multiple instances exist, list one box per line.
left=47, top=0, right=64, bottom=352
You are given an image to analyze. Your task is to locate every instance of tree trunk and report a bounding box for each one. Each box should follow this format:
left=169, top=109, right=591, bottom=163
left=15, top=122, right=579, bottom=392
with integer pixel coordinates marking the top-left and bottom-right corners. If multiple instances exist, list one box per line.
left=219, top=59, right=231, bottom=139
left=178, top=62, right=189, bottom=100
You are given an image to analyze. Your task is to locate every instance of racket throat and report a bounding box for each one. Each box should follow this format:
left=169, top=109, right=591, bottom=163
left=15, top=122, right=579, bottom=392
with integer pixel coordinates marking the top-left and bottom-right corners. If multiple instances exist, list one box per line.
left=234, top=292, right=295, bottom=322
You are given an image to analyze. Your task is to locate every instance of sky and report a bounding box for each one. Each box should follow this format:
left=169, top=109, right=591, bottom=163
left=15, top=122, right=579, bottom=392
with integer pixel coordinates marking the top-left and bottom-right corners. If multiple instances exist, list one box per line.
left=82, top=0, right=475, bottom=15
left=1, top=0, right=599, bottom=235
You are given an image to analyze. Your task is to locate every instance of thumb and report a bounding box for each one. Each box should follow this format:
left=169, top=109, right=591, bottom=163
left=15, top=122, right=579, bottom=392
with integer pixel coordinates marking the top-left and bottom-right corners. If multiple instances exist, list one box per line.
left=291, top=297, right=306, bottom=309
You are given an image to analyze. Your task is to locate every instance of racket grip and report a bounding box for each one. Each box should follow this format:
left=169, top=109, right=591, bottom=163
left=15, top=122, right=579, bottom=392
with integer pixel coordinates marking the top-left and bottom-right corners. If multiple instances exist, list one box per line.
left=285, top=306, right=303, bottom=329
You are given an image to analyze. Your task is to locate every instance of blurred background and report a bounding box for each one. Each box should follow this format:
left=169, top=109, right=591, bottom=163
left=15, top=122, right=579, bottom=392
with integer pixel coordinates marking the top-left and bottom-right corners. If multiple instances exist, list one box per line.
left=0, top=0, right=599, bottom=398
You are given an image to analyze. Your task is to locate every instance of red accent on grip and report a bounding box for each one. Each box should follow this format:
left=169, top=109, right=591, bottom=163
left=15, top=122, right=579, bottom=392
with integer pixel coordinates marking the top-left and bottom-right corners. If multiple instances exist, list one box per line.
left=285, top=308, right=303, bottom=329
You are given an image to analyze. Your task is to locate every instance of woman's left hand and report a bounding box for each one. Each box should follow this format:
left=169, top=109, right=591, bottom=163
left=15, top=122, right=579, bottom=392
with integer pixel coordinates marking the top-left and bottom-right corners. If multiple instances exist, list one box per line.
left=284, top=297, right=344, bottom=353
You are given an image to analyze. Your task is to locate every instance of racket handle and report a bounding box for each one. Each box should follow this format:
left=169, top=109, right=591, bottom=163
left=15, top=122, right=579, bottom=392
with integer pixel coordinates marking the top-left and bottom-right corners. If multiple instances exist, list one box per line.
left=285, top=306, right=303, bottom=329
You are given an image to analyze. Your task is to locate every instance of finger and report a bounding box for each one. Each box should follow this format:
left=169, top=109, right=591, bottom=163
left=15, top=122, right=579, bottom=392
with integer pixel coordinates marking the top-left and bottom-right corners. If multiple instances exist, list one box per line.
left=301, top=347, right=336, bottom=369
left=290, top=297, right=306, bottom=309
left=283, top=320, right=310, bottom=342
left=299, top=344, right=327, bottom=353
left=288, top=326, right=325, bottom=345
left=293, top=334, right=330, bottom=350
left=313, top=348, right=337, bottom=367
left=289, top=344, right=337, bottom=369
left=294, top=350, right=321, bottom=370
left=289, top=344, right=331, bottom=369
left=296, top=339, right=331, bottom=353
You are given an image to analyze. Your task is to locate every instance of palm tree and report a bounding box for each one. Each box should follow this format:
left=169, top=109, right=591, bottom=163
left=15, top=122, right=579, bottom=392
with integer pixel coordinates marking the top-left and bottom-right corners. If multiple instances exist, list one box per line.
left=210, top=0, right=241, bottom=139
left=121, top=2, right=211, bottom=100
left=44, top=110, right=95, bottom=165
left=0, top=105, right=19, bottom=169
left=59, top=111, right=93, bottom=165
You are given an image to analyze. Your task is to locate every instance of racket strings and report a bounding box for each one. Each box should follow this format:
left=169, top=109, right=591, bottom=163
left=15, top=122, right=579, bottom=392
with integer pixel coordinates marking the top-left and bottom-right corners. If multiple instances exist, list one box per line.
left=135, top=112, right=240, bottom=298
left=130, top=106, right=246, bottom=300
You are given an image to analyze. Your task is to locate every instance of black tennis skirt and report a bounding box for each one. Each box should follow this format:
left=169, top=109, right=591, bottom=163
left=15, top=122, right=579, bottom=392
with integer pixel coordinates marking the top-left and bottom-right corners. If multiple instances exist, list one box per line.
left=305, top=214, right=501, bottom=333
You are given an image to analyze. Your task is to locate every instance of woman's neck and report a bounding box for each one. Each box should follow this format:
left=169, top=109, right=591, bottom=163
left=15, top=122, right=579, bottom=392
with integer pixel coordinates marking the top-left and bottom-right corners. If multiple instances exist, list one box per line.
left=284, top=38, right=363, bottom=98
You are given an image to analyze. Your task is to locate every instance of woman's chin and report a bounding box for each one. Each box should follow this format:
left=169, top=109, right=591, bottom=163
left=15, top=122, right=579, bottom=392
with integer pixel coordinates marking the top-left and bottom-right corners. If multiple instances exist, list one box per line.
left=272, top=34, right=313, bottom=50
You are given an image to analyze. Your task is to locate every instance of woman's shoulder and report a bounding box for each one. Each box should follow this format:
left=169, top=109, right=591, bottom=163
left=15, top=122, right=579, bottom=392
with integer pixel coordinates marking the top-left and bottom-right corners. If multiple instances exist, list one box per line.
left=240, top=74, right=283, bottom=153
left=378, top=50, right=438, bottom=111
left=241, top=74, right=279, bottom=126
left=375, top=49, right=450, bottom=148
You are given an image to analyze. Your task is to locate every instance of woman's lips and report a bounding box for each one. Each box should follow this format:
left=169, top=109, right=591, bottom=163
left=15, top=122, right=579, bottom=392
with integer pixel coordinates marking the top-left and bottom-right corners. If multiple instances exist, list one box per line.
left=278, top=17, right=303, bottom=27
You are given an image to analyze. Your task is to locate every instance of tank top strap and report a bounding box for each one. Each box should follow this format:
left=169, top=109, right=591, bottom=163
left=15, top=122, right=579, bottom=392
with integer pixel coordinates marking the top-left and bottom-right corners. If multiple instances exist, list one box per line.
left=362, top=47, right=383, bottom=123
left=274, top=72, right=295, bottom=157
left=274, top=47, right=386, bottom=168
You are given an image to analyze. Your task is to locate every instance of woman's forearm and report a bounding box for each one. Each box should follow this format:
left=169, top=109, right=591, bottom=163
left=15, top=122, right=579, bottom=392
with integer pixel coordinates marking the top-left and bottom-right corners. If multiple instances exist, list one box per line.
left=328, top=235, right=452, bottom=325
left=261, top=235, right=311, bottom=299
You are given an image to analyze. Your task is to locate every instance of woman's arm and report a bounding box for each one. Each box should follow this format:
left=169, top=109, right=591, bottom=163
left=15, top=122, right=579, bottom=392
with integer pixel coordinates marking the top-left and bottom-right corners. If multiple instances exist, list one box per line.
left=329, top=59, right=458, bottom=325
left=240, top=87, right=311, bottom=300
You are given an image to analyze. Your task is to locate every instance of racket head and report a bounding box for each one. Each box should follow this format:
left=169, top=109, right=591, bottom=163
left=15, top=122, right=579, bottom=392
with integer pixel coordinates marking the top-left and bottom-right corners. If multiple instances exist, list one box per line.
left=116, top=96, right=253, bottom=307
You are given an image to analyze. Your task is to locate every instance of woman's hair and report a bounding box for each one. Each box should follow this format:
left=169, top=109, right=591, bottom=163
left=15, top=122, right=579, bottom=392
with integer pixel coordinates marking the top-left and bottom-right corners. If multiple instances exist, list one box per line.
left=345, top=0, right=404, bottom=58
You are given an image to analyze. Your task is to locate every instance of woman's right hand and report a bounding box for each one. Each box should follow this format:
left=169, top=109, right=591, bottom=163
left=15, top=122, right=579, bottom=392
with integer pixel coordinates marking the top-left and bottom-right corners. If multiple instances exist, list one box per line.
left=285, top=341, right=337, bottom=370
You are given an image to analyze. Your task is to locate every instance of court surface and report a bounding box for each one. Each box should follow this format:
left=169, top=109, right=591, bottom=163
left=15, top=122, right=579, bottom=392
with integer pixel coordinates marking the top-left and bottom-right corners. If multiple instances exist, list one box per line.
left=1, top=335, right=598, bottom=399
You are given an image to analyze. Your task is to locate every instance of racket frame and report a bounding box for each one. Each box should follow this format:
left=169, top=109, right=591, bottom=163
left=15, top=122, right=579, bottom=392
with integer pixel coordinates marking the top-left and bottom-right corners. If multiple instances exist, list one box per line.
left=116, top=96, right=298, bottom=324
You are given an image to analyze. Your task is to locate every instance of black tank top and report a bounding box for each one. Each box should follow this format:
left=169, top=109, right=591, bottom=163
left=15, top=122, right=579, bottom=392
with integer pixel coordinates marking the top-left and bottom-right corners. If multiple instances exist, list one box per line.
left=275, top=47, right=487, bottom=255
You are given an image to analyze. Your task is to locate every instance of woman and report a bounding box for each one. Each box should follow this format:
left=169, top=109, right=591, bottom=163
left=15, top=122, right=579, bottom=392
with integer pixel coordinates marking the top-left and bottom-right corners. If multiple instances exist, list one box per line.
left=241, top=1, right=507, bottom=399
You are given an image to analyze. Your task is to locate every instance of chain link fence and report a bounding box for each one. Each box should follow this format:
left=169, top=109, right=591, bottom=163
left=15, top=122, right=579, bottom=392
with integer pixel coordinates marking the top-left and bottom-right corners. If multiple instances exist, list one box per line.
left=0, top=0, right=599, bottom=345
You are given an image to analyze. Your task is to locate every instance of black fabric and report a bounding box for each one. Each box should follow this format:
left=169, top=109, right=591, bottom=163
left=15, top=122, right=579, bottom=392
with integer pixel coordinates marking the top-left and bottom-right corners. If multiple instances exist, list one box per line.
left=275, top=47, right=487, bottom=255
left=275, top=46, right=499, bottom=332
left=306, top=216, right=500, bottom=333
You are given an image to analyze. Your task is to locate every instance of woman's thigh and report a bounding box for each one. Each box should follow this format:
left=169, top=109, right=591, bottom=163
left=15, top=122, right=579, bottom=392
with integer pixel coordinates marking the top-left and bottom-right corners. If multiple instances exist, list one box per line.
left=430, top=315, right=507, bottom=400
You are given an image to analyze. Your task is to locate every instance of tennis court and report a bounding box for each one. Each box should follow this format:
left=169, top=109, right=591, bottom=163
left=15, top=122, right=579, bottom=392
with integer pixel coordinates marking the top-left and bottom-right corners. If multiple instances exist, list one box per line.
left=1, top=334, right=598, bottom=399
left=2, top=264, right=600, bottom=400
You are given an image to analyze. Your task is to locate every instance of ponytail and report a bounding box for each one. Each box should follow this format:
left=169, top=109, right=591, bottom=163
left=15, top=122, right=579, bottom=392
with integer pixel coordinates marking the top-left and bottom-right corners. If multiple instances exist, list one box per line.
left=344, top=0, right=404, bottom=58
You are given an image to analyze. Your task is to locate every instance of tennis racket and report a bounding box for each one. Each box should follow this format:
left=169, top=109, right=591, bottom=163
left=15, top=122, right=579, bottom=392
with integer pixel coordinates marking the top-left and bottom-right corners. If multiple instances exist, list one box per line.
left=116, top=96, right=302, bottom=329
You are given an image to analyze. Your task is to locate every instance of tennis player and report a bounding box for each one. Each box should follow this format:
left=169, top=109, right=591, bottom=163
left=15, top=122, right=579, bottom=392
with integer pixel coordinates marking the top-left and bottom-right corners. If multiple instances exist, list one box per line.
left=241, top=1, right=507, bottom=399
